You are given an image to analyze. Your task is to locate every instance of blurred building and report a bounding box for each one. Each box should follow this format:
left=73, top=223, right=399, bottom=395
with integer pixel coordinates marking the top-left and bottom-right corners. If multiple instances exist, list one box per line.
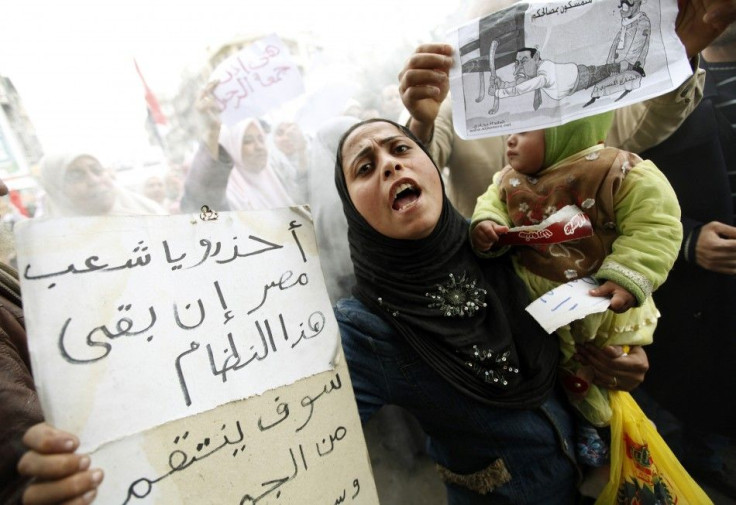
left=0, top=75, right=43, bottom=190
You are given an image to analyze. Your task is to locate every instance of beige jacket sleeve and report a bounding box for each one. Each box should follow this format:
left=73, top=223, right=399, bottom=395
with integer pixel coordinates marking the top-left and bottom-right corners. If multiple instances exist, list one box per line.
left=427, top=99, right=507, bottom=218
left=607, top=58, right=705, bottom=153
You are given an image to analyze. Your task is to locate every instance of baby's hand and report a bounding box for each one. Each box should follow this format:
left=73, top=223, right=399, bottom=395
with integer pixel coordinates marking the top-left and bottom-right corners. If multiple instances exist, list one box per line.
left=589, top=280, right=635, bottom=313
left=471, top=221, right=509, bottom=252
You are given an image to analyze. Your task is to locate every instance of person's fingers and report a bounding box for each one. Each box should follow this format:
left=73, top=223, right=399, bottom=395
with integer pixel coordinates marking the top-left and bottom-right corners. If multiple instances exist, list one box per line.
left=597, top=345, right=626, bottom=359
left=589, top=281, right=615, bottom=298
left=411, top=43, right=454, bottom=57
left=202, top=80, right=219, bottom=96
left=577, top=345, right=646, bottom=391
left=18, top=452, right=89, bottom=481
left=399, top=69, right=449, bottom=91
left=592, top=373, right=620, bottom=390
left=22, top=469, right=103, bottom=505
left=403, top=52, right=453, bottom=75
left=703, top=0, right=736, bottom=26
left=400, top=82, right=443, bottom=103
left=22, top=423, right=78, bottom=454
left=59, top=489, right=98, bottom=505
left=608, top=293, right=631, bottom=313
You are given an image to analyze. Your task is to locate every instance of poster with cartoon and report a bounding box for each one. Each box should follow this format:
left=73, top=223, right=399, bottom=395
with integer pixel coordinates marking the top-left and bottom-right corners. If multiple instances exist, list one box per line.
left=449, top=0, right=691, bottom=138
left=14, top=207, right=379, bottom=504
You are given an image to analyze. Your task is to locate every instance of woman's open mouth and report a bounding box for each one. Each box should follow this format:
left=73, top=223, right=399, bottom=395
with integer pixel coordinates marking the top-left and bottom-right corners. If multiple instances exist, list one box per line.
left=391, top=182, right=421, bottom=211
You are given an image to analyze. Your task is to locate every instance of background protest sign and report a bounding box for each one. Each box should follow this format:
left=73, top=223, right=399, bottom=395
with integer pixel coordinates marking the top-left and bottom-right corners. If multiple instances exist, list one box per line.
left=15, top=207, right=378, bottom=503
left=210, top=34, right=305, bottom=127
left=449, top=0, right=691, bottom=138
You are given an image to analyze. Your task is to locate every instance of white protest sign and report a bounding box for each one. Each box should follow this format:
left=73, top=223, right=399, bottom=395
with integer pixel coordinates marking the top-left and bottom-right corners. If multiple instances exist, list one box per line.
left=211, top=34, right=305, bottom=127
left=525, top=277, right=611, bottom=333
left=15, top=207, right=338, bottom=452
left=449, top=0, right=691, bottom=139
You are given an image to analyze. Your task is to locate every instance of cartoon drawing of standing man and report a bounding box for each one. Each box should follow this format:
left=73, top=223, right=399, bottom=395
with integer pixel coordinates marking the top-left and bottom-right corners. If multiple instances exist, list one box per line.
left=608, top=0, right=650, bottom=75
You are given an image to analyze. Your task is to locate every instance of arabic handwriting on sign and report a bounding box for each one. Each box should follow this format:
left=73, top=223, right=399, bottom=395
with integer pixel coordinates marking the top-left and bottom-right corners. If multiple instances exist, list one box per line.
left=316, top=425, right=347, bottom=457
left=162, top=240, right=186, bottom=270
left=257, top=396, right=290, bottom=431
left=177, top=311, right=322, bottom=407
left=291, top=311, right=326, bottom=349
left=207, top=332, right=240, bottom=383
left=206, top=313, right=287, bottom=385
left=335, top=489, right=347, bottom=505
left=173, top=299, right=206, bottom=330
left=238, top=444, right=307, bottom=505
left=23, top=240, right=151, bottom=288
left=104, top=241, right=152, bottom=272
left=296, top=373, right=343, bottom=432
left=58, top=304, right=158, bottom=364
left=187, top=239, right=224, bottom=269
left=163, top=235, right=283, bottom=271
left=175, top=341, right=200, bottom=407
left=248, top=270, right=310, bottom=315
left=216, top=235, right=284, bottom=265
left=122, top=421, right=245, bottom=504
left=289, top=220, right=307, bottom=263
left=335, top=478, right=361, bottom=504
left=213, top=280, right=234, bottom=324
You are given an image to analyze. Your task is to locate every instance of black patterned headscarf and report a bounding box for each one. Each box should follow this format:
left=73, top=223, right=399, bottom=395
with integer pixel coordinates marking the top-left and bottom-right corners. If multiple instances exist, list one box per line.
left=335, top=119, right=558, bottom=408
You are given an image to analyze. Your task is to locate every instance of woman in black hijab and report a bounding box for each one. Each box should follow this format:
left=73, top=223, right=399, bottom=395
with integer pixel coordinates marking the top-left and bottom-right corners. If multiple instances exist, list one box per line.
left=334, top=118, right=652, bottom=503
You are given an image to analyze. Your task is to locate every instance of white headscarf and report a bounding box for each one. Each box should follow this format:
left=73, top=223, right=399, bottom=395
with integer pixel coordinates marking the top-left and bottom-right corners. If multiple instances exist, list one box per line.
left=219, top=119, right=295, bottom=211
left=38, top=152, right=166, bottom=217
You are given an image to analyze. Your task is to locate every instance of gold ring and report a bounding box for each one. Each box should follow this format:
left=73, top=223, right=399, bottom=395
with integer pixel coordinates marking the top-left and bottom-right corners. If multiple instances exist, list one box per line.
left=610, top=376, right=618, bottom=388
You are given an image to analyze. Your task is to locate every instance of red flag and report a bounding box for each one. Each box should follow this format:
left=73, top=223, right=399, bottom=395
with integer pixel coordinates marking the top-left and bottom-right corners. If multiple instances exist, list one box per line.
left=134, top=59, right=167, bottom=126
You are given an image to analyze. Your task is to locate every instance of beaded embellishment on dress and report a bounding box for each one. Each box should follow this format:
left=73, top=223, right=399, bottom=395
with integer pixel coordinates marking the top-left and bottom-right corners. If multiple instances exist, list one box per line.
left=461, top=344, right=519, bottom=386
left=426, top=272, right=487, bottom=317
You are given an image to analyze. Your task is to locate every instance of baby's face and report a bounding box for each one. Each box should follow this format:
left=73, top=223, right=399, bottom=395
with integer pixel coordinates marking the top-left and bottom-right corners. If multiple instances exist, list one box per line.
left=506, top=130, right=545, bottom=175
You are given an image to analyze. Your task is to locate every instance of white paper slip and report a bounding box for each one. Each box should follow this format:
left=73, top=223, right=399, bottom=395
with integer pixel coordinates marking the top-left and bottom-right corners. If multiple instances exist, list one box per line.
left=525, top=277, right=611, bottom=333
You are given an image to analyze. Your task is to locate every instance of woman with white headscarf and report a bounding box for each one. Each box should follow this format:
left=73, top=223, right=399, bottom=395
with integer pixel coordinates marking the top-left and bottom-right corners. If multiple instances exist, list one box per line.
left=180, top=82, right=295, bottom=213
left=37, top=152, right=165, bottom=218
left=269, top=119, right=310, bottom=204
left=220, top=118, right=294, bottom=210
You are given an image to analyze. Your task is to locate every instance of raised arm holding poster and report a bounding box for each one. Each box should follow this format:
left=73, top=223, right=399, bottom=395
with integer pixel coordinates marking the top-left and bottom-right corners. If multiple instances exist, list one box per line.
left=449, top=0, right=692, bottom=138
left=14, top=207, right=379, bottom=504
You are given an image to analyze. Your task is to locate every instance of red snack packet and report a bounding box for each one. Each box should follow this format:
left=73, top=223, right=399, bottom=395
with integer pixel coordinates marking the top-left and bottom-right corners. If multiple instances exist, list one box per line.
left=496, top=204, right=593, bottom=246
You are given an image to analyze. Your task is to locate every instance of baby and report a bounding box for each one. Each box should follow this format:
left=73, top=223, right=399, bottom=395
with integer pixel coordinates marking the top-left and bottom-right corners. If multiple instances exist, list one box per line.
left=470, top=112, right=682, bottom=427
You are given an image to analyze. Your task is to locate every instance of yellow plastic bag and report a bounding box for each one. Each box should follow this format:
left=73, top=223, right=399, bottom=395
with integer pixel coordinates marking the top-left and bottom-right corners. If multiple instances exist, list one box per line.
left=595, top=391, right=713, bottom=505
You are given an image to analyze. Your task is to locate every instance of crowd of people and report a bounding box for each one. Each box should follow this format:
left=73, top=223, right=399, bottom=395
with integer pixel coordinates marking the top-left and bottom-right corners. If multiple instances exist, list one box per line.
left=1, top=0, right=736, bottom=503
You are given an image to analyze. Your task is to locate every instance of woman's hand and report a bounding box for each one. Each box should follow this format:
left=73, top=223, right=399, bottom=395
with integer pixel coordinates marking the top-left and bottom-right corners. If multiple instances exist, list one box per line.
left=17, top=423, right=103, bottom=505
left=574, top=344, right=649, bottom=391
left=196, top=80, right=224, bottom=158
left=398, top=43, right=453, bottom=143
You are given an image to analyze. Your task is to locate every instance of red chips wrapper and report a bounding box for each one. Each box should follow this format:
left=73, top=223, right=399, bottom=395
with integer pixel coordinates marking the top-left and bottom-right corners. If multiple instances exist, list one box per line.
left=496, top=204, right=593, bottom=246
